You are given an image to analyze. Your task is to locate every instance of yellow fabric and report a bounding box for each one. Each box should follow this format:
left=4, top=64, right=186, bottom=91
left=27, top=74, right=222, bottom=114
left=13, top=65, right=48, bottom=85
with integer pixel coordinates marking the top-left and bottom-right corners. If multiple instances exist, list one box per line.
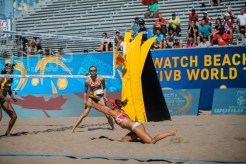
left=121, top=32, right=156, bottom=123
left=169, top=18, right=180, bottom=29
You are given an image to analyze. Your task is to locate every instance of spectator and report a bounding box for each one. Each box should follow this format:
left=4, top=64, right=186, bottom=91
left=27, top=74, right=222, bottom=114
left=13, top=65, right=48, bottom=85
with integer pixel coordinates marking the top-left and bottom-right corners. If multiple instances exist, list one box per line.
left=153, top=13, right=167, bottom=35
left=97, top=32, right=112, bottom=52
left=197, top=37, right=211, bottom=47
left=185, top=37, right=196, bottom=48
left=114, top=31, right=123, bottom=51
left=138, top=19, right=152, bottom=43
left=16, top=35, right=28, bottom=52
left=202, top=11, right=212, bottom=26
left=144, top=0, right=159, bottom=19
left=210, top=0, right=220, bottom=7
left=131, top=17, right=140, bottom=37
left=212, top=28, right=232, bottom=46
left=186, top=20, right=198, bottom=43
left=153, top=29, right=164, bottom=49
left=236, top=8, right=246, bottom=35
left=58, top=48, right=65, bottom=55
left=212, top=18, right=224, bottom=36
left=226, top=7, right=234, bottom=23
left=168, top=13, right=181, bottom=36
left=223, top=12, right=233, bottom=38
left=197, top=19, right=212, bottom=44
left=44, top=48, right=52, bottom=56
left=172, top=39, right=183, bottom=48
left=163, top=29, right=175, bottom=48
left=189, top=8, right=199, bottom=26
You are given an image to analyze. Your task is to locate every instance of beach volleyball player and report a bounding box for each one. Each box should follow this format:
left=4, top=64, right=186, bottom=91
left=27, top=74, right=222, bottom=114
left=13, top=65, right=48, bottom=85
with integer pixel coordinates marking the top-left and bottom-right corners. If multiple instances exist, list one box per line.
left=71, top=66, right=114, bottom=133
left=0, top=64, right=18, bottom=136
left=87, top=98, right=177, bottom=144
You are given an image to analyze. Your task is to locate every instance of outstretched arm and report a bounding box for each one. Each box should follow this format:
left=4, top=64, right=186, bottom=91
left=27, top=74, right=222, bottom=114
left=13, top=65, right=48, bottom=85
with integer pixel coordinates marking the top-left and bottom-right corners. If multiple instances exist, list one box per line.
left=88, top=101, right=116, bottom=118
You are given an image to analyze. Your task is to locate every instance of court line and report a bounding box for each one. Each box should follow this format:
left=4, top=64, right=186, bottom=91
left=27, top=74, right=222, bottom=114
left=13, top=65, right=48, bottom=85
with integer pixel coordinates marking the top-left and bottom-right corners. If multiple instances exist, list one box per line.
left=0, top=153, right=245, bottom=163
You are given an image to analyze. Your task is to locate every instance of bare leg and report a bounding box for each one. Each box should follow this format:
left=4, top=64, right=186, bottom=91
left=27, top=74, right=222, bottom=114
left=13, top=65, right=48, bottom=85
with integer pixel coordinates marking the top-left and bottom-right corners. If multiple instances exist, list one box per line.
left=133, top=125, right=177, bottom=144
left=0, top=106, right=2, bottom=122
left=121, top=132, right=138, bottom=142
left=2, top=102, right=17, bottom=136
left=70, top=106, right=90, bottom=133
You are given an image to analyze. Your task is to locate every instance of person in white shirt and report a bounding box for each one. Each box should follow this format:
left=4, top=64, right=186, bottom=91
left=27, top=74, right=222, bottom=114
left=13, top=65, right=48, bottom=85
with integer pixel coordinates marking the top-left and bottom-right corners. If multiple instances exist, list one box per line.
left=197, top=37, right=211, bottom=48
left=236, top=8, right=246, bottom=34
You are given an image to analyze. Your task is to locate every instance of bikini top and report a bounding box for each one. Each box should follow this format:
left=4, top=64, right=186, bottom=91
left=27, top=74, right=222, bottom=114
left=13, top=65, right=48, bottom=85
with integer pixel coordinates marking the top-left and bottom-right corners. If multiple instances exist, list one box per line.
left=89, top=77, right=102, bottom=91
left=1, top=78, right=12, bottom=89
left=115, top=109, right=129, bottom=124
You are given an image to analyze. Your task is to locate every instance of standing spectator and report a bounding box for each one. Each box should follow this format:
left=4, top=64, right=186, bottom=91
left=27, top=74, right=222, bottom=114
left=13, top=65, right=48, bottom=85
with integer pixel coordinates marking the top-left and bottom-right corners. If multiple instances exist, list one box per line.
left=114, top=31, right=123, bottom=51
left=131, top=17, right=140, bottom=37
left=212, top=28, right=232, bottom=46
left=168, top=13, right=181, bottom=36
left=202, top=11, right=212, bottom=26
left=197, top=19, right=212, bottom=44
left=138, top=19, right=152, bottom=43
left=185, top=37, right=196, bottom=48
left=144, top=0, right=159, bottom=19
left=197, top=37, right=211, bottom=47
left=210, top=0, right=220, bottom=7
left=223, top=13, right=233, bottom=38
left=153, top=29, right=164, bottom=49
left=226, top=7, right=234, bottom=23
left=186, top=20, right=198, bottom=43
left=153, top=13, right=167, bottom=35
left=163, top=29, right=175, bottom=48
left=236, top=8, right=246, bottom=34
left=189, top=8, right=199, bottom=26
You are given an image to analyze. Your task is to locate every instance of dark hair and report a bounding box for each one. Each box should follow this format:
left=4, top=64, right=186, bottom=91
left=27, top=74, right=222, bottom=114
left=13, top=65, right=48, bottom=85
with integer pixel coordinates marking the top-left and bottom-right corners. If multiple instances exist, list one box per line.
left=89, top=66, right=97, bottom=71
left=115, top=99, right=128, bottom=107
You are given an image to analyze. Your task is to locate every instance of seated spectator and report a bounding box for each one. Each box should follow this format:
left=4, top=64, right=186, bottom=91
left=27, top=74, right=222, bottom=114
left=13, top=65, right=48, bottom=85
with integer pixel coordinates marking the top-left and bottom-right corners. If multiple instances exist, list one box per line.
left=202, top=11, right=212, bottom=26
left=153, top=13, right=167, bottom=35
left=213, top=18, right=224, bottom=36
left=189, top=8, right=199, bottom=26
left=210, top=0, right=220, bottom=7
left=223, top=13, right=233, bottom=38
left=114, top=31, right=123, bottom=51
left=197, top=37, right=211, bottom=47
left=168, top=13, right=181, bottom=36
left=97, top=32, right=112, bottom=52
left=197, top=19, right=212, bottom=44
left=58, top=48, right=65, bottom=55
left=144, top=0, right=159, bottom=19
left=186, top=20, right=198, bottom=43
left=163, top=29, right=175, bottom=48
left=153, top=29, right=164, bottom=49
left=212, top=28, right=232, bottom=46
left=172, top=39, right=183, bottom=48
left=44, top=48, right=51, bottom=56
left=185, top=37, right=196, bottom=48
left=131, top=17, right=139, bottom=37
left=236, top=8, right=246, bottom=35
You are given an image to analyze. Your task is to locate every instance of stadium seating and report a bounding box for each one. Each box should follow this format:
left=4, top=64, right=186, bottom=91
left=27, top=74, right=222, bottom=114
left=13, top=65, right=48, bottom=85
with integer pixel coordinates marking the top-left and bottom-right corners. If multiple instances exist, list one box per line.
left=10, top=0, right=246, bottom=53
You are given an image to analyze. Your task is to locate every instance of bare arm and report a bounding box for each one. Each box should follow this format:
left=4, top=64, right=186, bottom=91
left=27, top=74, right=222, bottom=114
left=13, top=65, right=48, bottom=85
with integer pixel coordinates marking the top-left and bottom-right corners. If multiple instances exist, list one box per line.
left=101, top=77, right=107, bottom=101
left=84, top=79, right=89, bottom=104
left=89, top=101, right=116, bottom=117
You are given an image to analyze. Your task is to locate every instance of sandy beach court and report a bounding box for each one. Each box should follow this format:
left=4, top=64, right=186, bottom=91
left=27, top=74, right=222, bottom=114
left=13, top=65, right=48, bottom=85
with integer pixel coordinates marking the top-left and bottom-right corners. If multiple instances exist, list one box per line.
left=0, top=115, right=246, bottom=164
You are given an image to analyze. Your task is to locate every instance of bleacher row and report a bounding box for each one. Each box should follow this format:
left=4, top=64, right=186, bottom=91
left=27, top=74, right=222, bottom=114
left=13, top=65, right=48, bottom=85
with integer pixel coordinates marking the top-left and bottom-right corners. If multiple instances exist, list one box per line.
left=7, top=0, right=246, bottom=53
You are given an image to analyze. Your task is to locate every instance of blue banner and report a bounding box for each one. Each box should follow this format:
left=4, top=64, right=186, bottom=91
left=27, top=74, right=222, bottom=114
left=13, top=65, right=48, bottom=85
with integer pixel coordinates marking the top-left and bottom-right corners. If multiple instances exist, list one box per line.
left=152, top=46, right=246, bottom=110
left=163, top=89, right=200, bottom=116
left=212, top=88, right=246, bottom=115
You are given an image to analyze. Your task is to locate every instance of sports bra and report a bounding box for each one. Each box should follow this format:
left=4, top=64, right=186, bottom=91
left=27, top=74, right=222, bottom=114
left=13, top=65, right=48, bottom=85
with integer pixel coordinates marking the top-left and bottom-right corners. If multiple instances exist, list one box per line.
left=89, top=76, right=102, bottom=91
left=115, top=109, right=129, bottom=124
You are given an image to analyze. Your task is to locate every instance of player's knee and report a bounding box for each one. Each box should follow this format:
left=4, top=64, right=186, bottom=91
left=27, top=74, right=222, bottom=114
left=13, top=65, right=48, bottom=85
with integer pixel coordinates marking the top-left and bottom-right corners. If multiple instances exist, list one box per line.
left=11, top=114, right=17, bottom=120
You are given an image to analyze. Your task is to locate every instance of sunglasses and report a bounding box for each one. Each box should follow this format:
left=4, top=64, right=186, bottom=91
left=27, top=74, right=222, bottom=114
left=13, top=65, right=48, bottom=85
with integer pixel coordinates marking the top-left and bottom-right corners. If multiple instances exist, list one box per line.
left=89, top=70, right=97, bottom=72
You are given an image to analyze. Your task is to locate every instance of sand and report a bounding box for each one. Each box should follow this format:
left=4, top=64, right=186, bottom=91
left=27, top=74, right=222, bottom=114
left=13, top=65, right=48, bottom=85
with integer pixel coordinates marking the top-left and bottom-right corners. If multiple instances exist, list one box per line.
left=0, top=115, right=246, bottom=164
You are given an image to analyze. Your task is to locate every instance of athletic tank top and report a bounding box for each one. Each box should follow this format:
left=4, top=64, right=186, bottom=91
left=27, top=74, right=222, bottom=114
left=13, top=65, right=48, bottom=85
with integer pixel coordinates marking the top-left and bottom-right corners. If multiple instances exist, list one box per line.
left=1, top=78, right=12, bottom=89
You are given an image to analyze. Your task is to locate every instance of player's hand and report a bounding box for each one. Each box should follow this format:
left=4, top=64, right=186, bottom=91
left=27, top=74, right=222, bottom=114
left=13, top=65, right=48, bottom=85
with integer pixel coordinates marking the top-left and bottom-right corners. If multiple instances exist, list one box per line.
left=103, top=97, right=108, bottom=102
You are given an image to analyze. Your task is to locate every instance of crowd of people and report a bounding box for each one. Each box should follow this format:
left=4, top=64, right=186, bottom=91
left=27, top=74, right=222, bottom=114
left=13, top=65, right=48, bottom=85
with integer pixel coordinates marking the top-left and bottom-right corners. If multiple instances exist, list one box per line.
left=98, top=3, right=245, bottom=52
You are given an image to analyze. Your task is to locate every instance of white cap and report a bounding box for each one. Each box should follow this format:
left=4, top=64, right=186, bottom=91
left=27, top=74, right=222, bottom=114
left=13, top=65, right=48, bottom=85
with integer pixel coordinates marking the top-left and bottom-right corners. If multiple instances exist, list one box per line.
left=225, top=12, right=230, bottom=17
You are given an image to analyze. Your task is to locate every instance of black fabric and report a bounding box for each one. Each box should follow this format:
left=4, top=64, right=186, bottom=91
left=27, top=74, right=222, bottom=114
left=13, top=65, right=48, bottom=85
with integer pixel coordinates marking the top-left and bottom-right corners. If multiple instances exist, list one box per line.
left=141, top=52, right=171, bottom=121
